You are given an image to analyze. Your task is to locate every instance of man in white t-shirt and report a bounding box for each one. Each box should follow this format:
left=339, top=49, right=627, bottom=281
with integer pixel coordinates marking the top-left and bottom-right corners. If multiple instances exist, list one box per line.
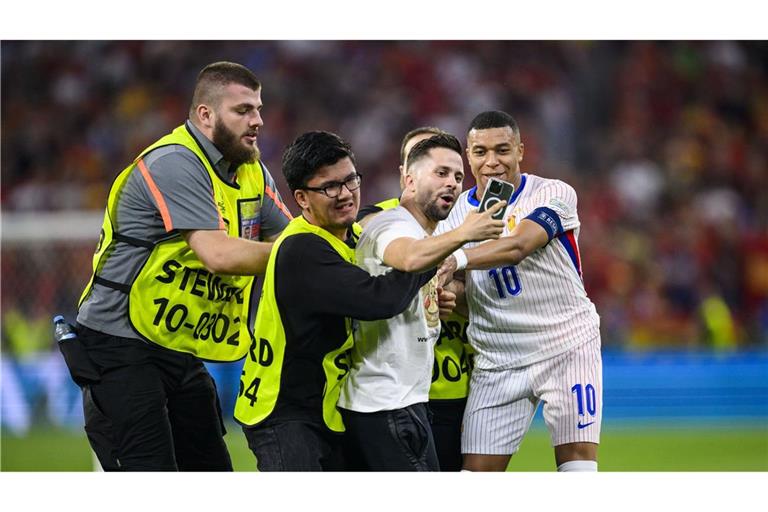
left=338, top=134, right=504, bottom=470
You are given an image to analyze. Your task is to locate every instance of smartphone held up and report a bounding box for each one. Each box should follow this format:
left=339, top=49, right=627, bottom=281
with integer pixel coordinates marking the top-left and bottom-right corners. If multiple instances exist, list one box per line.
left=478, top=178, right=514, bottom=220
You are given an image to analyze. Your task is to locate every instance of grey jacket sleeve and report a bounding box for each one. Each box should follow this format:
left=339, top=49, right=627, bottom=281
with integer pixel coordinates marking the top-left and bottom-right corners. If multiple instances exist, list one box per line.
left=139, top=145, right=222, bottom=232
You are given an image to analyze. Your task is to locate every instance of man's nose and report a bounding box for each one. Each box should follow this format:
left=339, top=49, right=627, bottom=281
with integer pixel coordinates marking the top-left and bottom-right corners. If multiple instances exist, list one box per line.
left=337, top=182, right=354, bottom=200
left=249, top=111, right=263, bottom=128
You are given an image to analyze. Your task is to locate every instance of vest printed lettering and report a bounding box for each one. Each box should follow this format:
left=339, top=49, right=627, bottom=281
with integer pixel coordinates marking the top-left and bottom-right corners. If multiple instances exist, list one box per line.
left=79, top=124, right=265, bottom=361
left=234, top=216, right=356, bottom=432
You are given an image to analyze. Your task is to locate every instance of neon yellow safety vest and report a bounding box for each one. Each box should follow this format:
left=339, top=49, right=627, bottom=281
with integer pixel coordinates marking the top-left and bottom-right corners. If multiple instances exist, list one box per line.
left=234, top=216, right=356, bottom=432
left=431, top=313, right=473, bottom=400
left=78, top=124, right=266, bottom=362
left=352, top=196, right=472, bottom=400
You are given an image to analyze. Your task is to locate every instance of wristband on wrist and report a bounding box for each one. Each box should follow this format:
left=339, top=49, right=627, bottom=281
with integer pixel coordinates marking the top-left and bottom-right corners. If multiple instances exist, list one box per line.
left=452, top=249, right=468, bottom=271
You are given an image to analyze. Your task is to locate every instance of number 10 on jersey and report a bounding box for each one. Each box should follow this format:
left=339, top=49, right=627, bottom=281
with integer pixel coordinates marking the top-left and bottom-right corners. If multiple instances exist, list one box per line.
left=488, top=265, right=522, bottom=298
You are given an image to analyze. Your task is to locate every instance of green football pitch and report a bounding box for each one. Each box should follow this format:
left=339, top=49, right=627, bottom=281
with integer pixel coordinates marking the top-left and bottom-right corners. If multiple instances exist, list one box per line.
left=2, top=423, right=766, bottom=471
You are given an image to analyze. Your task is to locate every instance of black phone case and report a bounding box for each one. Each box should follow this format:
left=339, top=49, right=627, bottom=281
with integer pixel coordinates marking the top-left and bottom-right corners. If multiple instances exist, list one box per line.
left=478, top=179, right=515, bottom=220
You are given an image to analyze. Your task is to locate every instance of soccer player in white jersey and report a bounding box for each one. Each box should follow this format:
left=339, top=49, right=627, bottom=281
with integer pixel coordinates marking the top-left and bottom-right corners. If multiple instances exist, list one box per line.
left=436, top=110, right=603, bottom=472
left=338, top=134, right=504, bottom=470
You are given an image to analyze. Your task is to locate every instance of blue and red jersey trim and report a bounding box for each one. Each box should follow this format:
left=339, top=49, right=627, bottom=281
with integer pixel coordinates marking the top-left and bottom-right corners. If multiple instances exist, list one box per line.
left=557, top=229, right=582, bottom=278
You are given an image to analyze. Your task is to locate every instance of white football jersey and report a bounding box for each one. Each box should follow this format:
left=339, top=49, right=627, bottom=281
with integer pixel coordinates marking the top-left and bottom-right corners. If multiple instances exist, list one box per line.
left=435, top=173, right=600, bottom=370
left=339, top=206, right=441, bottom=412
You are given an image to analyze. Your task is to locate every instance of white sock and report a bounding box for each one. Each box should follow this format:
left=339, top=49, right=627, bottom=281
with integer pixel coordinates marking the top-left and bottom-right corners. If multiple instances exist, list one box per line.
left=557, top=460, right=597, bottom=472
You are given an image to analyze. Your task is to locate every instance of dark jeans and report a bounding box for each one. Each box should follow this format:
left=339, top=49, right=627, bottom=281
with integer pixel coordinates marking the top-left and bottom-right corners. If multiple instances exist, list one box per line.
left=77, top=325, right=232, bottom=471
left=341, top=402, right=440, bottom=471
left=242, top=419, right=347, bottom=471
left=429, top=398, right=467, bottom=472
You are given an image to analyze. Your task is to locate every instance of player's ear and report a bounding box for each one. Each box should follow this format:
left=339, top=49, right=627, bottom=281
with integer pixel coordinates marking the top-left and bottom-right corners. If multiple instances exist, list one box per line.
left=294, top=189, right=309, bottom=210
left=517, top=142, right=524, bottom=163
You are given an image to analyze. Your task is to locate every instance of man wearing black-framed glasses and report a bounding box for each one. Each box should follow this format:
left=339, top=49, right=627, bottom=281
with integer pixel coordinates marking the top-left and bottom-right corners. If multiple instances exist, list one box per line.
left=234, top=130, right=436, bottom=471
left=302, top=173, right=362, bottom=198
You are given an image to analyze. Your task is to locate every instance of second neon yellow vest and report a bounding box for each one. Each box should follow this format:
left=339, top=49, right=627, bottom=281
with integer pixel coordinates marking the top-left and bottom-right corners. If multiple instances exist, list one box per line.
left=234, top=216, right=356, bottom=432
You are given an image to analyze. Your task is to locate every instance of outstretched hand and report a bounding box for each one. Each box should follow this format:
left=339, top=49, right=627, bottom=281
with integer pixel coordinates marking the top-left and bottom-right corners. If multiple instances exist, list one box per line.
left=458, top=201, right=506, bottom=243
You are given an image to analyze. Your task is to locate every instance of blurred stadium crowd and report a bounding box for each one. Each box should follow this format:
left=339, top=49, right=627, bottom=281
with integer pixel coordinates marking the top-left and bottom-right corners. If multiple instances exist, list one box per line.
left=2, top=40, right=767, bottom=370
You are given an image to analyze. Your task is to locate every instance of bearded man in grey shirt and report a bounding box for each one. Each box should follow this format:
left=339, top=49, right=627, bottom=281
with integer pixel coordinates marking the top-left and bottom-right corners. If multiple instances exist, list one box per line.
left=74, top=61, right=290, bottom=471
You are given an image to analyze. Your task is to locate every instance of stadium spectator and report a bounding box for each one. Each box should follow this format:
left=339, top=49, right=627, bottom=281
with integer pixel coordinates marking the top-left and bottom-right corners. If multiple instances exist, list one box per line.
left=437, top=110, right=602, bottom=471
left=234, top=130, right=436, bottom=471
left=73, top=61, right=291, bottom=471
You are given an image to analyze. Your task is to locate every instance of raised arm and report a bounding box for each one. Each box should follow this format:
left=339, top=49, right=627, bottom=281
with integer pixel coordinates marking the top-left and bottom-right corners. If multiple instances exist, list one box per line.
left=382, top=201, right=505, bottom=273
left=442, top=183, right=579, bottom=273
left=463, top=218, right=549, bottom=269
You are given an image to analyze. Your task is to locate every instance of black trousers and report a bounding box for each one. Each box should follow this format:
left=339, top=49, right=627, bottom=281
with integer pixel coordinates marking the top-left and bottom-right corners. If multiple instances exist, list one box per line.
left=242, top=419, right=347, bottom=471
left=429, top=398, right=467, bottom=472
left=341, top=402, right=440, bottom=471
left=77, top=325, right=232, bottom=471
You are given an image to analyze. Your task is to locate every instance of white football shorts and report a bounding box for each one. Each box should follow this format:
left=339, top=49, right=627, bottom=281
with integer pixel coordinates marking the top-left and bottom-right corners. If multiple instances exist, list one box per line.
left=462, top=336, right=602, bottom=455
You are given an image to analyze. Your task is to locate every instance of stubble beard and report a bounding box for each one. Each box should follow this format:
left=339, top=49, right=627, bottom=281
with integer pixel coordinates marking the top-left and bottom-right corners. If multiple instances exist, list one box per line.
left=420, top=190, right=451, bottom=223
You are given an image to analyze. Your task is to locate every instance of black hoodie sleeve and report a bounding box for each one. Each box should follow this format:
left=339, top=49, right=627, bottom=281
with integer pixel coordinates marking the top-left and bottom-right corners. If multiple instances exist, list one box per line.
left=275, top=233, right=435, bottom=321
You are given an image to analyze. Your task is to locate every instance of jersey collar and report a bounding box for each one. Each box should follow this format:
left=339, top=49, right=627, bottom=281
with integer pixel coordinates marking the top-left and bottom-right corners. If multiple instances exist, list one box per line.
left=466, top=174, right=528, bottom=206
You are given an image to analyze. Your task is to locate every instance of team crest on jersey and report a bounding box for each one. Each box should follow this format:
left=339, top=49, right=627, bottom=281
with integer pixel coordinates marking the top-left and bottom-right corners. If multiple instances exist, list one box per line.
left=238, top=197, right=262, bottom=241
left=507, top=207, right=522, bottom=231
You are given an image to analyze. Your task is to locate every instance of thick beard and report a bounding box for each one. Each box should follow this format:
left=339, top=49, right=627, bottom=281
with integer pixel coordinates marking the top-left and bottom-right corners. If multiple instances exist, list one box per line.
left=212, top=119, right=259, bottom=167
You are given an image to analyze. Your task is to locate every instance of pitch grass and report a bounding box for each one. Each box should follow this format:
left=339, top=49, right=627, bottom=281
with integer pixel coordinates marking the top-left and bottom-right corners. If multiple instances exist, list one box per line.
left=2, top=424, right=766, bottom=471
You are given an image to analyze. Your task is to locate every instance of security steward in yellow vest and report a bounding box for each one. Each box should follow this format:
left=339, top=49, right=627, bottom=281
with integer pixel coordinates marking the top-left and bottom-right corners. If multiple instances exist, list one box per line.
left=74, top=62, right=290, bottom=471
left=355, top=197, right=473, bottom=471
left=234, top=131, right=435, bottom=471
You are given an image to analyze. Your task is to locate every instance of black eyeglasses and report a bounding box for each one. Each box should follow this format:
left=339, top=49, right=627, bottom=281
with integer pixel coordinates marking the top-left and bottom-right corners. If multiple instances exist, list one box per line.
left=303, top=173, right=362, bottom=198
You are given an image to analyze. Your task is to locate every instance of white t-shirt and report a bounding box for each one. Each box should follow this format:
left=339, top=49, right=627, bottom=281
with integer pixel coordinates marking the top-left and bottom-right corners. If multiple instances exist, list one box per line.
left=435, top=173, right=601, bottom=370
left=339, top=206, right=441, bottom=412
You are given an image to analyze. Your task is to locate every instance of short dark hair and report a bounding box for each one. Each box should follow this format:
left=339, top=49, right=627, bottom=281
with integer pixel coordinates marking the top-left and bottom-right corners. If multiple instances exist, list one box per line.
left=282, top=131, right=356, bottom=192
left=399, top=126, right=445, bottom=164
left=405, top=133, right=462, bottom=172
left=467, top=110, right=521, bottom=141
left=189, top=61, right=261, bottom=116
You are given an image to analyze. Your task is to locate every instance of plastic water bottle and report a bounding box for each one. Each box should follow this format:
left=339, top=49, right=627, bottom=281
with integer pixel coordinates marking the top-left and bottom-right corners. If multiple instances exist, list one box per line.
left=54, top=314, right=99, bottom=386
left=53, top=315, right=77, bottom=342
